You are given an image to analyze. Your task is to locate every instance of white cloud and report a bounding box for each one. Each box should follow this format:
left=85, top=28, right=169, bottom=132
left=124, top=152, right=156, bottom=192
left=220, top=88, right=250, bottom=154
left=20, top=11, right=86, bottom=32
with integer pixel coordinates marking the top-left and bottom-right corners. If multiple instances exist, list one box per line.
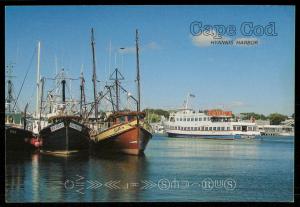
left=191, top=29, right=230, bottom=47
left=146, top=41, right=161, bottom=50
left=191, top=30, right=260, bottom=47
left=229, top=101, right=247, bottom=108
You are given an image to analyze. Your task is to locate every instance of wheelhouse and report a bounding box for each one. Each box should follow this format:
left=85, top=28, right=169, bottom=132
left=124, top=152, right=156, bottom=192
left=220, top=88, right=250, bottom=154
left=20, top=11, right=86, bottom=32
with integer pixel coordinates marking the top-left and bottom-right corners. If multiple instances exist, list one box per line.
left=106, top=111, right=146, bottom=127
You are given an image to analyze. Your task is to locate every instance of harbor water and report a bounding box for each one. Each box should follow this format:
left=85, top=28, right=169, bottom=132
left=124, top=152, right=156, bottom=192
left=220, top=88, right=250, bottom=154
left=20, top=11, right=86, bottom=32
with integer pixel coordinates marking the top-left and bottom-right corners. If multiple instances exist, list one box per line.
left=6, top=135, right=294, bottom=202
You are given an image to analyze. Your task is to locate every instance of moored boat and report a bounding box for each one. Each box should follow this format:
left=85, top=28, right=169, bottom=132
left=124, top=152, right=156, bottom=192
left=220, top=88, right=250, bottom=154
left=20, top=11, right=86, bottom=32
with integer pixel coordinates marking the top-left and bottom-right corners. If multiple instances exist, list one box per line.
left=89, top=29, right=152, bottom=155
left=39, top=115, right=90, bottom=155
left=5, top=64, right=35, bottom=152
left=164, top=94, right=260, bottom=140
left=39, top=70, right=90, bottom=156
left=90, top=111, right=152, bottom=155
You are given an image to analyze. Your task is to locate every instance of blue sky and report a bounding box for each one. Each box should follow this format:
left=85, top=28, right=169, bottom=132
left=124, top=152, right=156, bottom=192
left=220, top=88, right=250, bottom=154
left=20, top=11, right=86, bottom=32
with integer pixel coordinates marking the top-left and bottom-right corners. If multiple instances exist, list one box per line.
left=5, top=6, right=295, bottom=116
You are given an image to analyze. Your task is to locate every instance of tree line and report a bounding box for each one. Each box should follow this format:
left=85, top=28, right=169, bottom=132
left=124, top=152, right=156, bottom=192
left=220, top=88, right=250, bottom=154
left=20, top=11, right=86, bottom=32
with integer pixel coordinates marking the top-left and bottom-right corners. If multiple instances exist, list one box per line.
left=143, top=108, right=293, bottom=125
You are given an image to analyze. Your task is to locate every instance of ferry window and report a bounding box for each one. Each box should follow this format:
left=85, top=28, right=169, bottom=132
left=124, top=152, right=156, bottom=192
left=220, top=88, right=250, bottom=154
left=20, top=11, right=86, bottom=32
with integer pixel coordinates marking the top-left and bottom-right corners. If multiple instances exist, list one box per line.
left=221, top=127, right=225, bottom=131
left=199, top=118, right=202, bottom=121
left=237, top=127, right=241, bottom=131
left=180, top=118, right=182, bottom=121
left=187, top=127, right=190, bottom=130
left=213, top=127, right=216, bottom=130
left=175, top=126, right=177, bottom=130
left=195, top=118, right=198, bottom=121
left=187, top=118, right=190, bottom=121
left=191, top=118, right=194, bottom=121
left=227, top=127, right=230, bottom=131
left=217, top=127, right=220, bottom=131
left=176, top=118, right=179, bottom=121
left=184, top=127, right=187, bottom=130
left=205, top=127, right=208, bottom=131
left=248, top=127, right=252, bottom=131
left=201, top=127, right=204, bottom=131
left=233, top=126, right=236, bottom=130
left=242, top=126, right=247, bottom=132
left=183, top=118, right=186, bottom=121
left=253, top=127, right=256, bottom=131
left=204, top=117, right=206, bottom=121
left=197, top=127, right=200, bottom=131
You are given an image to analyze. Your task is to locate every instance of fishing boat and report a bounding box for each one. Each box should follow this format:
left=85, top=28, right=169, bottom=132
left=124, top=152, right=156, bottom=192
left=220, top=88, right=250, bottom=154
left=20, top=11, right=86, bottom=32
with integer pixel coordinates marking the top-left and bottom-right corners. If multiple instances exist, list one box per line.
left=39, top=69, right=90, bottom=156
left=89, top=29, right=152, bottom=155
left=5, top=64, right=35, bottom=152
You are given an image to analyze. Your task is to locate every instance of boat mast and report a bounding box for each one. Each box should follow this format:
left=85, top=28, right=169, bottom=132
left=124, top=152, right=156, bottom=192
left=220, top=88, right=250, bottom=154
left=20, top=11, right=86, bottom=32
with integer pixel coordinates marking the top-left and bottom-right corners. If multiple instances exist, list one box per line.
left=37, top=77, right=44, bottom=131
left=135, top=29, right=141, bottom=112
left=36, top=41, right=41, bottom=118
left=80, top=70, right=86, bottom=117
left=91, top=28, right=98, bottom=119
left=109, top=68, right=124, bottom=112
left=115, top=69, right=119, bottom=111
left=5, top=64, right=15, bottom=113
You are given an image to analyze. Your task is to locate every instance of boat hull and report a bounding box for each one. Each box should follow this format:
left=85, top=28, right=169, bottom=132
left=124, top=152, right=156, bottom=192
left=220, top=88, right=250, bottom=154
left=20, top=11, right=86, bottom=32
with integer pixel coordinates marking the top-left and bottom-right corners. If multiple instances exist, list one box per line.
left=40, top=120, right=90, bottom=155
left=5, top=126, right=35, bottom=152
left=167, top=132, right=236, bottom=140
left=91, top=126, right=152, bottom=155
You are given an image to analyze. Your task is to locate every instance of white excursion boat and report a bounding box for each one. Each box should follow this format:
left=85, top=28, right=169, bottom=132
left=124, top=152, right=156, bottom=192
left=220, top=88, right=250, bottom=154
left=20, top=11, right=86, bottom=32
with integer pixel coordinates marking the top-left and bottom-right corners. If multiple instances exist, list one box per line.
left=164, top=94, right=260, bottom=140
left=164, top=108, right=260, bottom=139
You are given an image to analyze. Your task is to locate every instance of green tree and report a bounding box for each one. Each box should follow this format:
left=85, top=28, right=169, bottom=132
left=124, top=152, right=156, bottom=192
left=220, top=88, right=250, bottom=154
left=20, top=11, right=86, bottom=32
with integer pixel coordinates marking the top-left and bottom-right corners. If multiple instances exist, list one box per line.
left=143, top=108, right=170, bottom=119
left=268, top=113, right=288, bottom=125
left=240, top=112, right=267, bottom=120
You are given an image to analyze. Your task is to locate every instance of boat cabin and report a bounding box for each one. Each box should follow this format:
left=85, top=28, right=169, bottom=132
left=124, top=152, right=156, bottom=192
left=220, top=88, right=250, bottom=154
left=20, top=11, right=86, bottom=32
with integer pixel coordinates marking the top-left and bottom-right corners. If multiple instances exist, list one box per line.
left=106, top=111, right=145, bottom=127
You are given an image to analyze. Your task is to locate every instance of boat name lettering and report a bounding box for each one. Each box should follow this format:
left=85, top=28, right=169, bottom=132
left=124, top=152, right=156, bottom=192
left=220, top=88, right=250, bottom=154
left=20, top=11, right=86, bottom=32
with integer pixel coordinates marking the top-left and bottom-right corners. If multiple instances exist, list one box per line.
left=50, top=123, right=65, bottom=132
left=69, top=122, right=82, bottom=132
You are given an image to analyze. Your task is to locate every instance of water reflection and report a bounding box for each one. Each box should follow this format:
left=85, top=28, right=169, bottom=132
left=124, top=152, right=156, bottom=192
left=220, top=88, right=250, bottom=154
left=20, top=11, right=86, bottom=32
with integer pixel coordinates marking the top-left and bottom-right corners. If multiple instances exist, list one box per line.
left=6, top=152, right=149, bottom=202
left=6, top=136, right=293, bottom=202
left=87, top=154, right=148, bottom=202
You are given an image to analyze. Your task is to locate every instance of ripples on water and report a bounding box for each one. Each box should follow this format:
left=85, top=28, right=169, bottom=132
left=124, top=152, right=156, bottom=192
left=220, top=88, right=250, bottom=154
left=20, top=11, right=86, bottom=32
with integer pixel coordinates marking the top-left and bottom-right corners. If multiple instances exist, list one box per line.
left=5, top=136, right=294, bottom=202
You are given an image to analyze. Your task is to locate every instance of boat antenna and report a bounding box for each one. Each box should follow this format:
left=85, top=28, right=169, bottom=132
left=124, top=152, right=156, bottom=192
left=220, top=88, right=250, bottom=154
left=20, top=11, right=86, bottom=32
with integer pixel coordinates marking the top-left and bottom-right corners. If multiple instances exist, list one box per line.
left=185, top=93, right=189, bottom=110
left=91, top=28, right=98, bottom=119
left=135, top=29, right=141, bottom=112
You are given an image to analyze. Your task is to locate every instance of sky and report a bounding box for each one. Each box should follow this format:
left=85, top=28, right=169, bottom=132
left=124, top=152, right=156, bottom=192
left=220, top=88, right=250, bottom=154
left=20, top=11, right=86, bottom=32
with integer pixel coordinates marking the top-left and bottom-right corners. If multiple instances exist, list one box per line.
left=5, top=5, right=295, bottom=116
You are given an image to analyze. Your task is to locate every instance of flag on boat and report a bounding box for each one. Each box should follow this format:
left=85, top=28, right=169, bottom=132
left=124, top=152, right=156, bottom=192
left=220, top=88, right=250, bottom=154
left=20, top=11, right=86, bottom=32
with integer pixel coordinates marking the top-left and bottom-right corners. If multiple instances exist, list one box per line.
left=189, top=94, right=196, bottom=98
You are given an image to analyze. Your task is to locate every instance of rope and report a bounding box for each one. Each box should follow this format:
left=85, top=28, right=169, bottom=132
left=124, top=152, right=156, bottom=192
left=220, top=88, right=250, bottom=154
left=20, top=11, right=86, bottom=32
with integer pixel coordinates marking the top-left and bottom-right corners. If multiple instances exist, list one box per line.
left=13, top=47, right=36, bottom=111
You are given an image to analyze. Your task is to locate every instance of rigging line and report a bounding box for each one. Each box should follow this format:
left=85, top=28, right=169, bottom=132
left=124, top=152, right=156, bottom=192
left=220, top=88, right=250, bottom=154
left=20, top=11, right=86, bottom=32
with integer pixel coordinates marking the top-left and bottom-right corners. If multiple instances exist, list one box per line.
left=12, top=48, right=36, bottom=111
